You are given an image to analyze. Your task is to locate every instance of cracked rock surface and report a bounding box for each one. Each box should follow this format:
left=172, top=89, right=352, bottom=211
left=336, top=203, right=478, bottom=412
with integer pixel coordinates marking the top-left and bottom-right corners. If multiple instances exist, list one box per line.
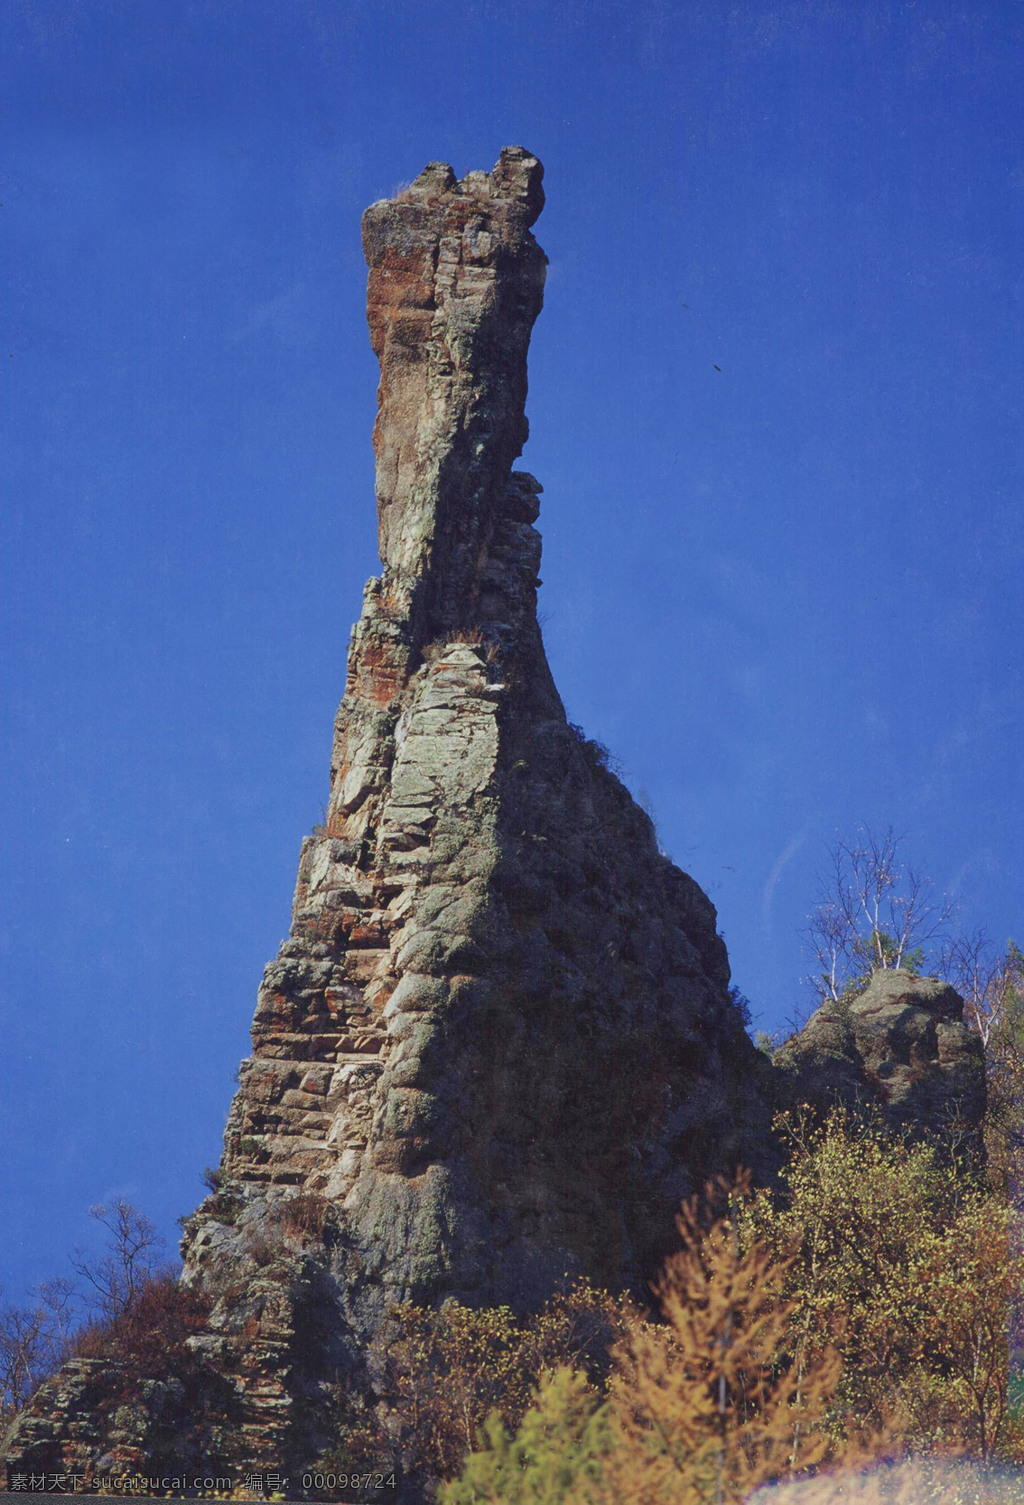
left=171, top=150, right=768, bottom=1344
left=773, top=968, right=985, bottom=1159
left=12, top=149, right=983, bottom=1491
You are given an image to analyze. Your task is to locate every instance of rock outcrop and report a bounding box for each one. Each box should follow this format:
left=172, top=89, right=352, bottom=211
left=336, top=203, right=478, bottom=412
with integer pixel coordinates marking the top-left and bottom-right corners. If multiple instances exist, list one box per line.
left=5, top=147, right=770, bottom=1487
left=3, top=150, right=986, bottom=1493
left=773, top=969, right=986, bottom=1161
left=4, top=147, right=769, bottom=1489
left=181, top=145, right=769, bottom=1328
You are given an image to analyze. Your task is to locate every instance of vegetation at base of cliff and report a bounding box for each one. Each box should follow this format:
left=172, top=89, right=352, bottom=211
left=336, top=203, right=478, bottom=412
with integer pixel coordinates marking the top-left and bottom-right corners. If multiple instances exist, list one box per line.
left=746, top=1109, right=1024, bottom=1462
left=310, top=1116, right=1023, bottom=1502
left=313, top=1280, right=638, bottom=1489
left=8, top=1104, right=1024, bottom=1501
left=439, top=1170, right=844, bottom=1503
left=430, top=1136, right=1024, bottom=1501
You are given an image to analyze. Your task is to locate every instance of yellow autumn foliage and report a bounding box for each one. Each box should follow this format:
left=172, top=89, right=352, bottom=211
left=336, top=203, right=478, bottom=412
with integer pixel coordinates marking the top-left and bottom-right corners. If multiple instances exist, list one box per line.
left=747, top=1108, right=1024, bottom=1461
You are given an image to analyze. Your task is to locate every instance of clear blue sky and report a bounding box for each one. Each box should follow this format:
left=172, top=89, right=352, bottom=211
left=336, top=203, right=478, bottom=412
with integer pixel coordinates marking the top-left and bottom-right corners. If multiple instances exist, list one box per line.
left=3, top=0, right=1022, bottom=1301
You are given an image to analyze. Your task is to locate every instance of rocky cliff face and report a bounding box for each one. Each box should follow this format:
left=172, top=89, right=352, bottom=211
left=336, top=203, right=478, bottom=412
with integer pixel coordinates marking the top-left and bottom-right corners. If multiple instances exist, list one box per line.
left=3, top=150, right=984, bottom=1491
left=6, top=143, right=768, bottom=1492
left=183, top=145, right=767, bottom=1320
left=4, top=148, right=770, bottom=1485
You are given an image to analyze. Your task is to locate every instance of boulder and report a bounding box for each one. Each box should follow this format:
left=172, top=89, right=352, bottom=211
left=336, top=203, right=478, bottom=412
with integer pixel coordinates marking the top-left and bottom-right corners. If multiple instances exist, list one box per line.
left=773, top=969, right=985, bottom=1161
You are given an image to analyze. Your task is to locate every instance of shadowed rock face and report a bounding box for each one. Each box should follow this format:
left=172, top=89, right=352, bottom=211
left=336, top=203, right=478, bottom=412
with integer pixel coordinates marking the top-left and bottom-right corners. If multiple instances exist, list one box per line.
left=5, top=152, right=984, bottom=1491
left=773, top=969, right=986, bottom=1160
left=178, top=147, right=767, bottom=1325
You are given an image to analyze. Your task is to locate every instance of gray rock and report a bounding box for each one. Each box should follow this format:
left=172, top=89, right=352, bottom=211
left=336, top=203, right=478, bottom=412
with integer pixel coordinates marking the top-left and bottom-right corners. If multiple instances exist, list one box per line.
left=8, top=152, right=983, bottom=1496
left=773, top=969, right=985, bottom=1160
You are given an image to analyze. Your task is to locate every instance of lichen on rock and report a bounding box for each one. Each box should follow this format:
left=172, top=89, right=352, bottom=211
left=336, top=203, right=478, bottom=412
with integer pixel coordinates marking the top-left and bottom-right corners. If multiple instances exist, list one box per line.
left=773, top=968, right=986, bottom=1162
left=3, top=150, right=985, bottom=1493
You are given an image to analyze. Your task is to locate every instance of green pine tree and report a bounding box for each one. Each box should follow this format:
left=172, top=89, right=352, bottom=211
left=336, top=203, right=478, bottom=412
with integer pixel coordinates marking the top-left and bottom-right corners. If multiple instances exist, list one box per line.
left=441, top=1365, right=610, bottom=1505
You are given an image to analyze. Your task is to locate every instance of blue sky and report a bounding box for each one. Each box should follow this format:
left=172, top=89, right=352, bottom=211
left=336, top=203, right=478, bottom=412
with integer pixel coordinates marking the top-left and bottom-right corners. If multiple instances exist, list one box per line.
left=3, top=0, right=1022, bottom=1300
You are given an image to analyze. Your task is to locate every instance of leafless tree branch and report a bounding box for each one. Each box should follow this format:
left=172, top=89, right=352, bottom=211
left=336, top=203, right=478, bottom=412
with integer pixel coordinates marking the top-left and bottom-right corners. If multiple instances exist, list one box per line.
left=805, top=826, right=954, bottom=1003
left=69, top=1198, right=166, bottom=1322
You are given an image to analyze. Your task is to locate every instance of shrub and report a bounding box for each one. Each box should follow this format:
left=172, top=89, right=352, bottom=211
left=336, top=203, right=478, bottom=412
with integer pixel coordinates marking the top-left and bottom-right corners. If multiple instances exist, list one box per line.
left=375, top=1280, right=635, bottom=1484
left=276, top=1189, right=334, bottom=1244
left=441, top=1366, right=610, bottom=1504
left=567, top=723, right=620, bottom=776
left=748, top=1108, right=1024, bottom=1461
left=74, top=1272, right=211, bottom=1380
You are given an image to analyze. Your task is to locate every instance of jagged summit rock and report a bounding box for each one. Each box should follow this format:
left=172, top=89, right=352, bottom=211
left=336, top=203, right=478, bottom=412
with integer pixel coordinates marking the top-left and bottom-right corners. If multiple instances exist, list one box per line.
left=358, top=146, right=546, bottom=640
left=773, top=969, right=986, bottom=1160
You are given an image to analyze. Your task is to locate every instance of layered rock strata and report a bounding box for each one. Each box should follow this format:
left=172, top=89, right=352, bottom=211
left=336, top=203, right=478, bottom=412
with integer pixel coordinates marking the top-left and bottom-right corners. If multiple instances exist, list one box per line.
left=5, top=149, right=985, bottom=1490
left=181, top=147, right=767, bottom=1322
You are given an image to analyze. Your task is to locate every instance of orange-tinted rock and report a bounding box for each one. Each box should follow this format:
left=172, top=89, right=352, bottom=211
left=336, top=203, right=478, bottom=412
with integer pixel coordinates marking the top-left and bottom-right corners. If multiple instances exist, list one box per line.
left=4, top=149, right=768, bottom=1490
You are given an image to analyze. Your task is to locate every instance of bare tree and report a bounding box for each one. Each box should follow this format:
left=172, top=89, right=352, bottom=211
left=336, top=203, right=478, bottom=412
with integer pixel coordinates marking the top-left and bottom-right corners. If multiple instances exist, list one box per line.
left=35, top=1276, right=77, bottom=1351
left=0, top=1295, right=48, bottom=1422
left=70, top=1198, right=166, bottom=1321
left=806, top=892, right=850, bottom=1006
left=806, top=826, right=953, bottom=1002
left=0, top=1277, right=77, bottom=1423
left=942, top=930, right=1024, bottom=1050
left=2, top=1201, right=167, bottom=1422
left=943, top=932, right=1024, bottom=1186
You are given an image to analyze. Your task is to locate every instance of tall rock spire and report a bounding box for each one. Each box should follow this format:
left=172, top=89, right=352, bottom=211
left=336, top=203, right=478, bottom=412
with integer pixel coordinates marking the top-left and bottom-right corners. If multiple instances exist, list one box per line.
left=180, top=148, right=763, bottom=1321
left=5, top=150, right=983, bottom=1494
left=361, top=147, right=545, bottom=636
left=5, top=149, right=773, bottom=1487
